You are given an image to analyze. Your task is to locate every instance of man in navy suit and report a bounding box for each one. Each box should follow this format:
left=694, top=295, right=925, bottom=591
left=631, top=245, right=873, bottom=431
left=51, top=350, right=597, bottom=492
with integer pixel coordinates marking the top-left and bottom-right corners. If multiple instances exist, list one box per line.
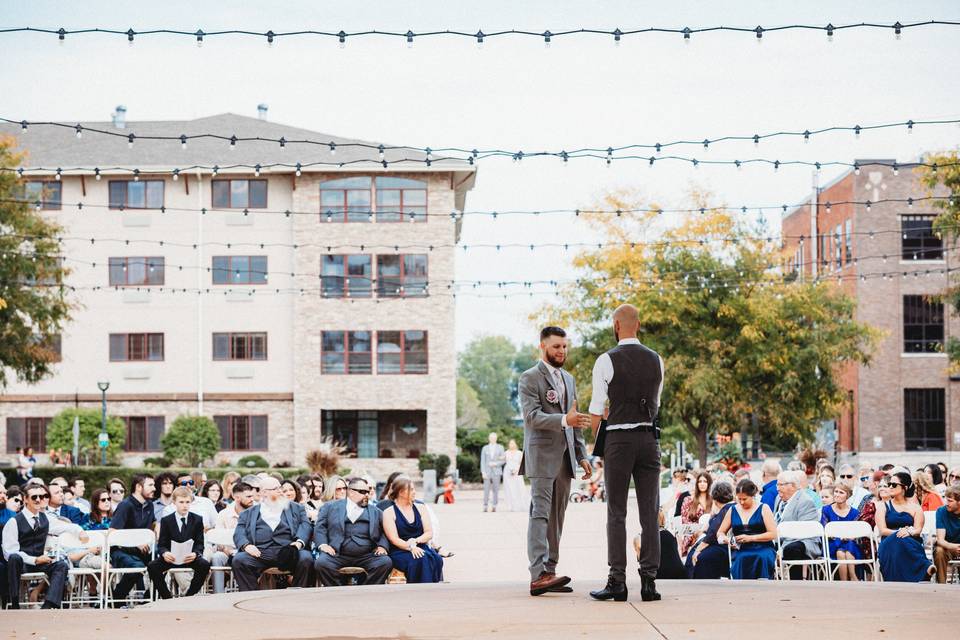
left=232, top=477, right=313, bottom=591
left=313, top=477, right=393, bottom=586
left=147, top=487, right=210, bottom=599
left=46, top=483, right=85, bottom=525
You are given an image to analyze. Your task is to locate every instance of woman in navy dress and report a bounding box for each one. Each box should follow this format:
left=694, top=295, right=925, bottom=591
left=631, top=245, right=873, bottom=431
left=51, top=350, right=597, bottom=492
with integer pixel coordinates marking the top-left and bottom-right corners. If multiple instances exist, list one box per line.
left=876, top=472, right=934, bottom=582
left=717, top=479, right=777, bottom=580
left=686, top=481, right=735, bottom=579
left=382, top=476, right=443, bottom=583
left=821, top=483, right=862, bottom=580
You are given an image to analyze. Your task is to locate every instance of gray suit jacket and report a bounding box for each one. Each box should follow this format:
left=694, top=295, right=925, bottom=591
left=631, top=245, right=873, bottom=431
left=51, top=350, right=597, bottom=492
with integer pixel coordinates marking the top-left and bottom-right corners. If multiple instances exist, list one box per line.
left=775, top=489, right=823, bottom=557
left=479, top=443, right=506, bottom=479
left=233, top=502, right=312, bottom=550
left=517, top=361, right=587, bottom=479
left=313, top=499, right=389, bottom=553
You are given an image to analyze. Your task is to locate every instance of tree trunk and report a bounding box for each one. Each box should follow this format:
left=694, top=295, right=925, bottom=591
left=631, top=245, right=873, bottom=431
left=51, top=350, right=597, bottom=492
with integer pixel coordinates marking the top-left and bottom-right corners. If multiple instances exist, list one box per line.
left=695, top=428, right=708, bottom=468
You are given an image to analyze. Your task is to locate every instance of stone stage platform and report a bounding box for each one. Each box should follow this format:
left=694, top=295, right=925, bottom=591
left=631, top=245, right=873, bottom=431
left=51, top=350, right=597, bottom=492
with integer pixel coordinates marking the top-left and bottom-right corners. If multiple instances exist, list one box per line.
left=3, top=579, right=956, bottom=640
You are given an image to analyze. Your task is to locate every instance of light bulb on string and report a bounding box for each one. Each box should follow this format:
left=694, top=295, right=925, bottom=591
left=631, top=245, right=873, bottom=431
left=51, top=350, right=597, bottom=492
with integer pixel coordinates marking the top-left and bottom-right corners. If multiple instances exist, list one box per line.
left=682, top=27, right=691, bottom=44
left=75, top=124, right=82, bottom=139
left=127, top=134, right=135, bottom=149
left=613, top=28, right=622, bottom=46
left=172, top=169, right=179, bottom=181
left=126, top=28, right=135, bottom=46
left=328, top=142, right=336, bottom=156
left=180, top=135, right=187, bottom=150
left=475, top=30, right=484, bottom=49
left=338, top=31, right=346, bottom=48
left=195, top=30, right=205, bottom=47
left=406, top=30, right=414, bottom=48
left=755, top=26, right=764, bottom=43
left=826, top=23, right=834, bottom=42
left=543, top=31, right=552, bottom=48
left=230, top=135, right=237, bottom=151
left=906, top=120, right=914, bottom=134
left=266, top=30, right=275, bottom=47
left=894, top=22, right=903, bottom=40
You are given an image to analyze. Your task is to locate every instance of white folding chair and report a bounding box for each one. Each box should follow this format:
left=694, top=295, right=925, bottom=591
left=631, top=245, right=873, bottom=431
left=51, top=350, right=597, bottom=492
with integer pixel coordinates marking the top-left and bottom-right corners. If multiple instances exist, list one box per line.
left=58, top=530, right=106, bottom=608
left=104, top=529, right=155, bottom=608
left=823, top=520, right=877, bottom=581
left=776, top=521, right=828, bottom=580
left=204, top=528, right=237, bottom=594
left=922, top=511, right=938, bottom=561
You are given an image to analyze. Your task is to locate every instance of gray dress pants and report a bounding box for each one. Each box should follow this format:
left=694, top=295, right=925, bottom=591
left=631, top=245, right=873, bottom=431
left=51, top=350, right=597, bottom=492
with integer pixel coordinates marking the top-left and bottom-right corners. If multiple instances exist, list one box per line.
left=527, top=466, right=572, bottom=580
left=604, top=429, right=661, bottom=583
left=482, top=475, right=501, bottom=507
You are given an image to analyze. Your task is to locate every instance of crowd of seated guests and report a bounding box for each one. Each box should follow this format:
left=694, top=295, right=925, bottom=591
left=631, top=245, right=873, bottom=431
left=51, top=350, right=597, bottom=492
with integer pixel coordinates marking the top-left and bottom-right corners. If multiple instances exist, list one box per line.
left=0, top=468, right=447, bottom=609
left=647, top=459, right=960, bottom=584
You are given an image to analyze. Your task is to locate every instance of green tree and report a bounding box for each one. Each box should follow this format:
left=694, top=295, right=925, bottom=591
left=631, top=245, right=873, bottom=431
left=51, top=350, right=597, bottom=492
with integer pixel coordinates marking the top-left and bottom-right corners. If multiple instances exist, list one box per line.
left=161, top=415, right=221, bottom=467
left=456, top=377, right=490, bottom=431
left=542, top=190, right=881, bottom=465
left=919, top=152, right=960, bottom=371
left=0, top=137, right=73, bottom=388
left=46, top=408, right=126, bottom=464
left=458, top=336, right=523, bottom=427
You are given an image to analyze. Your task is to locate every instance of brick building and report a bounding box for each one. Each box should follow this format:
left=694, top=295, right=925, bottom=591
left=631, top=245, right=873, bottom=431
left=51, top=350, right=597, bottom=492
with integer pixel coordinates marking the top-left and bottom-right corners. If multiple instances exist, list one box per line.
left=782, top=160, right=959, bottom=466
left=0, top=108, right=476, bottom=476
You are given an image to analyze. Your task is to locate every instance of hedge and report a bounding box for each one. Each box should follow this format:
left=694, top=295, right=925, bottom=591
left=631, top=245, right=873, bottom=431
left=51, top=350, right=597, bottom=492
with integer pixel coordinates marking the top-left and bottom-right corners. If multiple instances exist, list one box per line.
left=0, top=466, right=309, bottom=491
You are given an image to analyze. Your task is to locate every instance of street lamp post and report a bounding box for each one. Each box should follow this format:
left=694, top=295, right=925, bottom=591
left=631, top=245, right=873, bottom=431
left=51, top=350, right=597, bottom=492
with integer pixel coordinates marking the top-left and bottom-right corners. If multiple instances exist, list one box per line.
left=97, top=381, right=110, bottom=465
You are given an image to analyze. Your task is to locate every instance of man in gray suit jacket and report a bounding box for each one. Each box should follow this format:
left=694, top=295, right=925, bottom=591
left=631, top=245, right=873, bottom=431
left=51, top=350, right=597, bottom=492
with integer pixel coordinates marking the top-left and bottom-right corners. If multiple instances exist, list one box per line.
left=518, top=326, right=592, bottom=596
left=313, top=477, right=393, bottom=586
left=480, top=433, right=506, bottom=512
left=774, top=470, right=823, bottom=579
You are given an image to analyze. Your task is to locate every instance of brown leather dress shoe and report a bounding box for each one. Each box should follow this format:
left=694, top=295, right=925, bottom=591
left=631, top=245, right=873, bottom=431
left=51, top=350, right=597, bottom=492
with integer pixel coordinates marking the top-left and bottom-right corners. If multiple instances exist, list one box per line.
left=530, top=572, right=571, bottom=596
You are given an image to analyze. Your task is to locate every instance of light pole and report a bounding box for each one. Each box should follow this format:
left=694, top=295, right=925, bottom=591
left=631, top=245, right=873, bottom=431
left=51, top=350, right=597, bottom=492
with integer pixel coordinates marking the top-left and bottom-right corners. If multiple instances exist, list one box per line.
left=97, top=381, right=110, bottom=465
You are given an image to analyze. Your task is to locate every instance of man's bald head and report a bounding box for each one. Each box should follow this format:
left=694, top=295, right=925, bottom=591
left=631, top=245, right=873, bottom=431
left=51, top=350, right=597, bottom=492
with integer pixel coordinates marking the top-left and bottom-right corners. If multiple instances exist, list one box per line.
left=613, top=304, right=639, bottom=339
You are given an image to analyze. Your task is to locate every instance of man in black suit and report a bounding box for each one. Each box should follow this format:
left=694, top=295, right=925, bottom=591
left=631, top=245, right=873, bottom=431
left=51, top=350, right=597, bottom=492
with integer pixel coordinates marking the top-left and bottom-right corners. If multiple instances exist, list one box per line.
left=147, top=487, right=210, bottom=599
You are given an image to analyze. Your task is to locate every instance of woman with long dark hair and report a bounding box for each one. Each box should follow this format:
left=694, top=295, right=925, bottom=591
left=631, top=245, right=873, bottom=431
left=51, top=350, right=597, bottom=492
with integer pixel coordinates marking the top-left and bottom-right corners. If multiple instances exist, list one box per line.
left=679, top=470, right=713, bottom=557
left=876, top=471, right=935, bottom=581
left=200, top=480, right=228, bottom=512
left=83, top=488, right=113, bottom=530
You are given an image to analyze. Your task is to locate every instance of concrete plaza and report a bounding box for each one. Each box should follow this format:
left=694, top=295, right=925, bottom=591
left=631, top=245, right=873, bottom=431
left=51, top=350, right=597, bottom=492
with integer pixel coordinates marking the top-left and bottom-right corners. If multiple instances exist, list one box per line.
left=2, top=490, right=955, bottom=639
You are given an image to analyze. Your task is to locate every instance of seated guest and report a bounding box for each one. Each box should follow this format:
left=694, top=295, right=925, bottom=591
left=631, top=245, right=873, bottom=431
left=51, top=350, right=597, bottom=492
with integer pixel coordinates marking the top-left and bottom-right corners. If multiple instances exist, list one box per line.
left=232, top=477, right=313, bottom=591
left=760, top=460, right=781, bottom=510
left=718, top=479, right=777, bottom=580
left=220, top=472, right=241, bottom=504
left=915, top=472, right=944, bottom=512
left=148, top=487, right=210, bottom=599
left=0, top=487, right=22, bottom=527
left=686, top=481, right=735, bottom=579
left=876, top=472, right=934, bottom=582
left=303, top=477, right=324, bottom=521
left=200, top=480, right=227, bottom=513
left=382, top=477, right=443, bottom=583
left=46, top=482, right=85, bottom=525
left=108, top=474, right=157, bottom=604
left=821, top=483, right=861, bottom=581
left=161, top=474, right=217, bottom=530
left=651, top=510, right=685, bottom=580
left=678, top=470, right=712, bottom=557
left=241, top=475, right=262, bottom=503
left=933, top=486, right=960, bottom=583
left=1, top=484, right=87, bottom=609
left=210, top=481, right=255, bottom=593
left=108, top=478, right=126, bottom=513
left=280, top=479, right=302, bottom=505
left=83, top=489, right=113, bottom=530
left=314, top=477, right=393, bottom=586
left=949, top=467, right=960, bottom=488
left=322, top=475, right=348, bottom=503
left=153, top=472, right=177, bottom=521
left=774, top=470, right=822, bottom=579
left=924, top=464, right=946, bottom=498
left=68, top=478, right=91, bottom=515
left=377, top=471, right=405, bottom=511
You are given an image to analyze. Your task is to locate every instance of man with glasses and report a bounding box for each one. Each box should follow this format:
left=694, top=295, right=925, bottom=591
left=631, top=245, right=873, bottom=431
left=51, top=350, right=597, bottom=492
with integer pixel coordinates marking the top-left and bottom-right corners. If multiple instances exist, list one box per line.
left=108, top=474, right=157, bottom=604
left=314, top=478, right=393, bottom=586
left=836, top=464, right=869, bottom=510
left=160, top=473, right=216, bottom=530
left=1, top=486, right=87, bottom=609
left=773, top=470, right=822, bottom=580
left=232, top=477, right=313, bottom=591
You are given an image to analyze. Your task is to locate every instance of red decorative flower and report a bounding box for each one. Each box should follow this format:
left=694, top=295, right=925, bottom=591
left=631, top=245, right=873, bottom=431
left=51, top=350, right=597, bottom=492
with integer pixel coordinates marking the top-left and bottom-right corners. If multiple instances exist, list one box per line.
left=545, top=389, right=559, bottom=404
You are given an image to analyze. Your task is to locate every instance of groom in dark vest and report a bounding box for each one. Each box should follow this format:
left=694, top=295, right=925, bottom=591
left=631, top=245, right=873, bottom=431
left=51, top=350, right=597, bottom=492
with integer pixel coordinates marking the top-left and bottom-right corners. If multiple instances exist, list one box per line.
left=588, top=304, right=664, bottom=603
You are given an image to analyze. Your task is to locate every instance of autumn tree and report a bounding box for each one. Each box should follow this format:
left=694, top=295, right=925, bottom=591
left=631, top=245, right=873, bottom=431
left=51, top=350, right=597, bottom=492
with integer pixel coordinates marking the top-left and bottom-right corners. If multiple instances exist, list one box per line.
left=542, top=189, right=880, bottom=465
left=0, top=137, right=73, bottom=387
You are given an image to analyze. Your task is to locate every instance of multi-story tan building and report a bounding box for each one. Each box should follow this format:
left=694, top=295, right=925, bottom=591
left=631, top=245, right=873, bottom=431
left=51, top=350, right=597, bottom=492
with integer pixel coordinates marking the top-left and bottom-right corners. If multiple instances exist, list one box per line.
left=782, top=160, right=959, bottom=466
left=0, top=108, right=476, bottom=476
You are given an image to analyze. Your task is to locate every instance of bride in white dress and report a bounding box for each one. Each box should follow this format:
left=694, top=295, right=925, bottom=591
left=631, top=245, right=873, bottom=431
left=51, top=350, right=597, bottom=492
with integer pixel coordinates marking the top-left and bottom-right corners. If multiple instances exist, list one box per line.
left=503, top=439, right=530, bottom=512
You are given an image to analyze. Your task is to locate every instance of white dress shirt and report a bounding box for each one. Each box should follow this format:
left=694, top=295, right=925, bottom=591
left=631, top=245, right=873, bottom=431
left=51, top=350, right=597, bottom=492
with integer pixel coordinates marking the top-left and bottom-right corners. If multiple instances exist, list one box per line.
left=346, top=499, right=364, bottom=523
left=2, top=509, right=83, bottom=564
left=162, top=496, right=217, bottom=530
left=588, top=338, right=665, bottom=430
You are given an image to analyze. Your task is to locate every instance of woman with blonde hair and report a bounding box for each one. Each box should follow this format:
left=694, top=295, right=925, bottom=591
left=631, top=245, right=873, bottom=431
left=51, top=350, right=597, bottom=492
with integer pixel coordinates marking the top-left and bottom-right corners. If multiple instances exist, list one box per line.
left=914, top=471, right=944, bottom=512
left=821, top=482, right=862, bottom=580
left=220, top=471, right=241, bottom=503
left=322, top=475, right=347, bottom=502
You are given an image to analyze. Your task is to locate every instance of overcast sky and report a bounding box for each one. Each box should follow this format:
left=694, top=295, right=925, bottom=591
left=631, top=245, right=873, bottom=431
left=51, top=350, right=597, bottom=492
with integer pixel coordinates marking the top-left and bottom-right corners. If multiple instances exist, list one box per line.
left=3, top=1, right=959, bottom=350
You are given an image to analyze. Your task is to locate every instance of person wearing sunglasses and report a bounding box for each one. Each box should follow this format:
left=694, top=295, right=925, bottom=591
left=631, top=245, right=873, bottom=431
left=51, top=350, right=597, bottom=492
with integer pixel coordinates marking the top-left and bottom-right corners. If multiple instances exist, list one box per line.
left=107, top=478, right=126, bottom=513
left=314, top=477, right=393, bottom=587
left=1, top=486, right=88, bottom=609
left=949, top=467, right=960, bottom=488
left=83, top=489, right=113, bottom=531
left=0, top=487, right=23, bottom=528
left=876, top=471, right=935, bottom=582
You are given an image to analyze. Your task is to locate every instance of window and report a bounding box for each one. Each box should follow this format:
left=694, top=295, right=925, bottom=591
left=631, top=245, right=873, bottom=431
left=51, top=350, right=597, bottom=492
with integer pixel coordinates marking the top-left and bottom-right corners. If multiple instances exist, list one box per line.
left=108, top=257, right=165, bottom=286
left=123, top=416, right=165, bottom=452
left=23, top=181, right=62, bottom=210
left=321, top=410, right=426, bottom=459
left=320, top=177, right=372, bottom=222
left=108, top=180, right=164, bottom=209
left=5, top=417, right=50, bottom=452
left=377, top=254, right=428, bottom=297
left=834, top=224, right=842, bottom=268
left=903, top=295, right=944, bottom=353
left=214, top=415, right=268, bottom=450
left=904, top=389, right=945, bottom=451
left=901, top=215, right=943, bottom=260
left=109, top=333, right=164, bottom=361
left=321, top=331, right=372, bottom=374
left=212, top=179, right=267, bottom=209
left=374, top=177, right=427, bottom=222
left=377, top=330, right=428, bottom=374
left=211, top=256, right=268, bottom=285
left=213, top=332, right=267, bottom=360
left=844, top=219, right=853, bottom=263
left=321, top=255, right=372, bottom=298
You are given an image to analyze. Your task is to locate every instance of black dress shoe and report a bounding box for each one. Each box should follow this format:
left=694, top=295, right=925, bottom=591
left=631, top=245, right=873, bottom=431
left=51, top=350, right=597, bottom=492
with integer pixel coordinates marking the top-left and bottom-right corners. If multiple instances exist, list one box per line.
left=640, top=575, right=661, bottom=601
left=589, top=580, right=627, bottom=602
left=40, top=601, right=59, bottom=609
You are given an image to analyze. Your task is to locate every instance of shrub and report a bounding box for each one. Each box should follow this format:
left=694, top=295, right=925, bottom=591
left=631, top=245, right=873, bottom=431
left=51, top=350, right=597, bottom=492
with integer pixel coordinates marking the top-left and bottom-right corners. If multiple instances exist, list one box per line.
left=160, top=415, right=220, bottom=467
left=237, top=454, right=270, bottom=468
left=418, top=453, right=451, bottom=479
left=305, top=439, right=346, bottom=476
left=456, top=452, right=480, bottom=483
left=142, top=456, right=172, bottom=467
left=456, top=426, right=524, bottom=460
left=46, top=408, right=127, bottom=465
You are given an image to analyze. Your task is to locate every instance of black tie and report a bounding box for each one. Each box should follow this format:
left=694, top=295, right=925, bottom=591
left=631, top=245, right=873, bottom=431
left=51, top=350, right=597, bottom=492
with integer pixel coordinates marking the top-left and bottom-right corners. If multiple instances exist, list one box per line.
left=181, top=517, right=187, bottom=530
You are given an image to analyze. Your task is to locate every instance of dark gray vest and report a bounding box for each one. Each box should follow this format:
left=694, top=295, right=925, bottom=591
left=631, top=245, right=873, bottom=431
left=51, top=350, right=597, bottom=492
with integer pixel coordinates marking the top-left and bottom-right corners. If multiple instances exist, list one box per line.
left=341, top=511, right=374, bottom=556
left=607, top=342, right=662, bottom=427
left=15, top=511, right=49, bottom=557
left=254, top=514, right=293, bottom=549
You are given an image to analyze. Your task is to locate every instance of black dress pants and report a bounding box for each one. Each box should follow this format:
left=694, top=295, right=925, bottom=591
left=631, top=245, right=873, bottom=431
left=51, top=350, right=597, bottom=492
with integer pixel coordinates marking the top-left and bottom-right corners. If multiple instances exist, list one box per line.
left=781, top=541, right=808, bottom=580
left=147, top=556, right=211, bottom=599
left=4, top=555, right=68, bottom=608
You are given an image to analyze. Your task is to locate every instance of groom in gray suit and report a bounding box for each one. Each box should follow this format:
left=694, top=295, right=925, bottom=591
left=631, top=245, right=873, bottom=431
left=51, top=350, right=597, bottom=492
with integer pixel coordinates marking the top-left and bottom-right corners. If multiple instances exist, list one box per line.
left=518, top=326, right=592, bottom=596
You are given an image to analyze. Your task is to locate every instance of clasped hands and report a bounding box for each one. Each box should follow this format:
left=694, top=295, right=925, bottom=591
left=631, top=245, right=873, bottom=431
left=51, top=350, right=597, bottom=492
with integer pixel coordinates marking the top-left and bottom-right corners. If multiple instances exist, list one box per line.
left=564, top=405, right=591, bottom=430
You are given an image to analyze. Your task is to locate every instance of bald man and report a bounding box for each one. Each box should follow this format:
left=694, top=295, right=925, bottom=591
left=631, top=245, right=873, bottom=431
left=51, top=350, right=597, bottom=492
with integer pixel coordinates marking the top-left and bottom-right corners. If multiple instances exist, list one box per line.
left=588, top=304, right=665, bottom=603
